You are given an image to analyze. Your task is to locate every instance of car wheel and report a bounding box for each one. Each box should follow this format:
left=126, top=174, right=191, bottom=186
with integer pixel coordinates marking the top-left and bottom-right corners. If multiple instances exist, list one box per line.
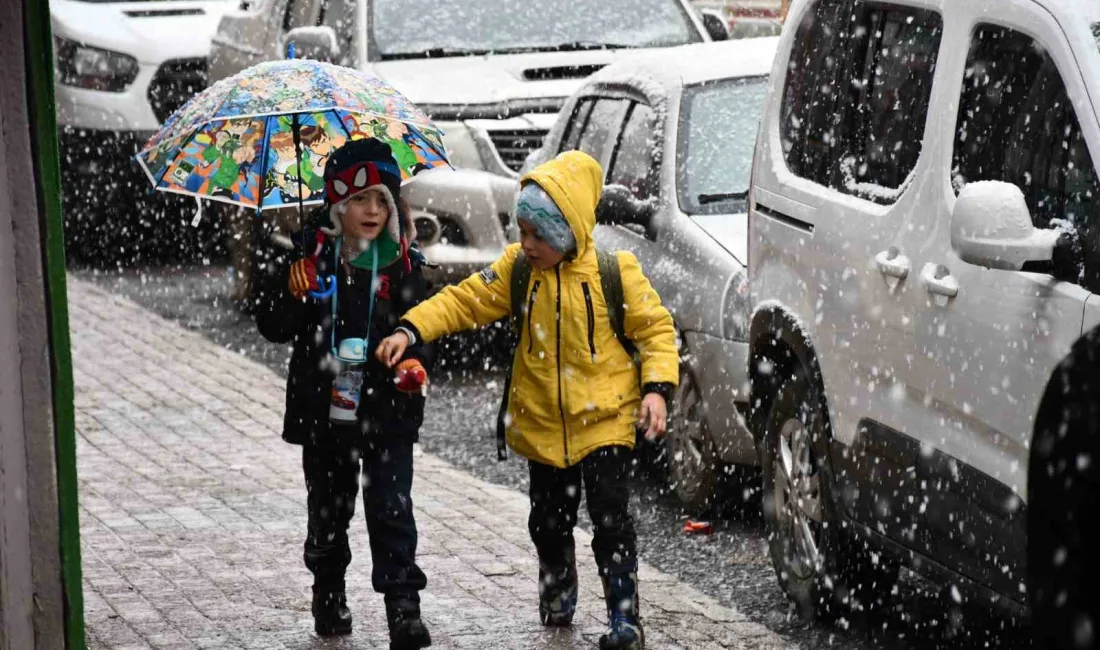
left=1029, top=333, right=1100, bottom=650
left=760, top=363, right=896, bottom=623
left=666, top=367, right=726, bottom=515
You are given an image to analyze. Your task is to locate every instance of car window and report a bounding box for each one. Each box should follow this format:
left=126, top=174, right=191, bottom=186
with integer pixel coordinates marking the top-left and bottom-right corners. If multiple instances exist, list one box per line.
left=575, top=98, right=628, bottom=165
left=607, top=102, right=659, bottom=199
left=284, top=0, right=320, bottom=30
left=781, top=0, right=942, bottom=204
left=678, top=77, right=768, bottom=215
left=372, top=0, right=701, bottom=59
left=320, top=0, right=354, bottom=31
left=953, top=25, right=1100, bottom=293
left=560, top=99, right=595, bottom=153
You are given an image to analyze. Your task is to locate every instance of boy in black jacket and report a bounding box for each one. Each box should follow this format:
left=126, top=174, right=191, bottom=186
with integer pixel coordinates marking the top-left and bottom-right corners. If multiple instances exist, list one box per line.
left=256, top=138, right=432, bottom=650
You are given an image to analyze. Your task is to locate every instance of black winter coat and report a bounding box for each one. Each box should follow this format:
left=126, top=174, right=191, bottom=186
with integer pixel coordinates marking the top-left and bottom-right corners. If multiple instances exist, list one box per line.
left=256, top=227, right=435, bottom=446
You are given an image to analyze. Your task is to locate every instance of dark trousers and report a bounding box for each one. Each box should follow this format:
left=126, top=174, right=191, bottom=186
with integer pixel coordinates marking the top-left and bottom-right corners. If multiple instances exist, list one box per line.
left=528, top=445, right=638, bottom=577
left=302, top=438, right=427, bottom=604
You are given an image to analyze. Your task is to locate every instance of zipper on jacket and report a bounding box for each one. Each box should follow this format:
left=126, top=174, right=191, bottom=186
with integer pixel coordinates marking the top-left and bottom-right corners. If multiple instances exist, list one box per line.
left=526, top=280, right=541, bottom=354
left=555, top=266, right=569, bottom=465
left=581, top=282, right=596, bottom=362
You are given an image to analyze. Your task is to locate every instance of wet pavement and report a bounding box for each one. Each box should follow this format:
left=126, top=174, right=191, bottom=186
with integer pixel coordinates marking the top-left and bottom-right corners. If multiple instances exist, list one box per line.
left=74, top=263, right=1031, bottom=650
left=71, top=276, right=794, bottom=649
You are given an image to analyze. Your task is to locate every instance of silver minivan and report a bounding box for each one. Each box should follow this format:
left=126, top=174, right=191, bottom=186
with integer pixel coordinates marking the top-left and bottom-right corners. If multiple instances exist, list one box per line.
left=525, top=37, right=779, bottom=513
left=748, top=0, right=1100, bottom=629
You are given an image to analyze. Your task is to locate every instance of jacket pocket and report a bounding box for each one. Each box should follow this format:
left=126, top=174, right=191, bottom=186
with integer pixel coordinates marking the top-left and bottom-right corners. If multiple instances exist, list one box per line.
left=582, top=282, right=596, bottom=362
left=526, top=280, right=541, bottom=354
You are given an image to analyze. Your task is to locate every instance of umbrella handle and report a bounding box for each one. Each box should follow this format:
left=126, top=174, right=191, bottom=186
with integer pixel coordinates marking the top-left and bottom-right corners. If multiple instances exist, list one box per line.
left=309, top=275, right=337, bottom=300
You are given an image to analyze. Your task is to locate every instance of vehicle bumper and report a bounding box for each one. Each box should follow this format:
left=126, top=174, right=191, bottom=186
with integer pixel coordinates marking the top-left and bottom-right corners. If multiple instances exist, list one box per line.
left=59, top=125, right=153, bottom=179
left=682, top=330, right=756, bottom=465
left=420, top=243, right=504, bottom=287
left=436, top=114, right=556, bottom=178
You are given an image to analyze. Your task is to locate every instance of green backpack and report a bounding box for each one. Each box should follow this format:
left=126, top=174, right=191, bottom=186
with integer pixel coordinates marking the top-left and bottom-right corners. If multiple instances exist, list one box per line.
left=495, top=249, right=635, bottom=460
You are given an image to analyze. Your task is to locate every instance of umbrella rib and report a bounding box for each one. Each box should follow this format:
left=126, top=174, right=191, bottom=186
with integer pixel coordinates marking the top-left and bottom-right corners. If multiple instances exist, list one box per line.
left=255, top=114, right=275, bottom=215
left=332, top=109, right=355, bottom=139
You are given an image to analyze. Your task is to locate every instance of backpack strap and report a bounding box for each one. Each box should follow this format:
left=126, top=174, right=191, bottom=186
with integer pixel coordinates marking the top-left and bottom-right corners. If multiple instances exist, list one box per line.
left=509, top=252, right=532, bottom=334
left=596, top=248, right=636, bottom=358
left=498, top=252, right=532, bottom=461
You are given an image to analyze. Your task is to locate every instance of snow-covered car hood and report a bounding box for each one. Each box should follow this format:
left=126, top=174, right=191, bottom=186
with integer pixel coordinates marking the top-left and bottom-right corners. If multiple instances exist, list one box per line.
left=371, top=49, right=653, bottom=109
left=51, top=0, right=233, bottom=64
left=690, top=213, right=748, bottom=267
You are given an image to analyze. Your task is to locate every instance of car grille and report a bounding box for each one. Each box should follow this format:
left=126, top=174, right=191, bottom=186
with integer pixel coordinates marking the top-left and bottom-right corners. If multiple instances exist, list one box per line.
left=488, top=129, right=548, bottom=172
left=147, top=58, right=208, bottom=125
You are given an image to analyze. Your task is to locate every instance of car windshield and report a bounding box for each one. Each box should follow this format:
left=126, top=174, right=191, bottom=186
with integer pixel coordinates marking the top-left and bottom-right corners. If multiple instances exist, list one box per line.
left=373, top=0, right=701, bottom=59
left=677, top=76, right=768, bottom=215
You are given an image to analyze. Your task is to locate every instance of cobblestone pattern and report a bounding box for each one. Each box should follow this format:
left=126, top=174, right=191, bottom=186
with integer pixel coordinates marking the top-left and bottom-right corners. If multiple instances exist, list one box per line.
left=70, top=278, right=797, bottom=649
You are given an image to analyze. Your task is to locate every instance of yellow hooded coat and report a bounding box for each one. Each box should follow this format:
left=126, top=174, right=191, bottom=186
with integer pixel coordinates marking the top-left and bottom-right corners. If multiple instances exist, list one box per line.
left=403, top=151, right=679, bottom=468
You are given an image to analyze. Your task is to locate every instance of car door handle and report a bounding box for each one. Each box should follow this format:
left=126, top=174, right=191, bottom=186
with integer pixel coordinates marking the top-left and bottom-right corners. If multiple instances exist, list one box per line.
left=874, top=248, right=910, bottom=279
left=921, top=264, right=959, bottom=298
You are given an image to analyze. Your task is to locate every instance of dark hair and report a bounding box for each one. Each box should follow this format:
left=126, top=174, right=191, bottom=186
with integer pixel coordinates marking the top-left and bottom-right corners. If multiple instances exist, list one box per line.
left=300, top=126, right=329, bottom=146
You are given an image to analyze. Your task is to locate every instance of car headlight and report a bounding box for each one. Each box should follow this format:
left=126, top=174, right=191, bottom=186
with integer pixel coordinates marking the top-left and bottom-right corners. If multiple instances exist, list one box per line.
left=54, top=38, right=139, bottom=92
left=722, top=269, right=750, bottom=341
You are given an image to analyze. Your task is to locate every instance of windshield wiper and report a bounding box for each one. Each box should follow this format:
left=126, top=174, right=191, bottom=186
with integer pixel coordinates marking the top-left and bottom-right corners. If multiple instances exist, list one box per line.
left=487, top=41, right=634, bottom=55
left=381, top=47, right=492, bottom=60
left=697, top=191, right=749, bottom=205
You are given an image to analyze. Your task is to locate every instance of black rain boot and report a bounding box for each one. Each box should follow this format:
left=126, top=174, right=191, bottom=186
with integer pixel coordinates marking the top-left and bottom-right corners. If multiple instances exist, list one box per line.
left=386, top=597, right=432, bottom=650
left=598, top=573, right=644, bottom=650
left=312, top=585, right=352, bottom=637
left=538, top=550, right=578, bottom=626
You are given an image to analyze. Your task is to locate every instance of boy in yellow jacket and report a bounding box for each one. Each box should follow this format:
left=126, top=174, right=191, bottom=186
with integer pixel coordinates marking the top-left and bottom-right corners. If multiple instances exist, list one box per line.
left=376, top=151, right=678, bottom=650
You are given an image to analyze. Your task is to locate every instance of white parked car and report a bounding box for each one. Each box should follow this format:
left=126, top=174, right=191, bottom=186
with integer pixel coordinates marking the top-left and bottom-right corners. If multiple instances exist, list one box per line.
left=207, top=0, right=729, bottom=288
left=524, top=37, right=779, bottom=512
left=52, top=0, right=235, bottom=260
left=207, top=0, right=729, bottom=178
left=748, top=0, right=1100, bottom=633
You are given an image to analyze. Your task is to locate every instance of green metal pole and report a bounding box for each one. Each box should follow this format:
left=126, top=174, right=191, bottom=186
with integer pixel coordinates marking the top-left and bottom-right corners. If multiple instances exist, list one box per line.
left=21, top=0, right=86, bottom=648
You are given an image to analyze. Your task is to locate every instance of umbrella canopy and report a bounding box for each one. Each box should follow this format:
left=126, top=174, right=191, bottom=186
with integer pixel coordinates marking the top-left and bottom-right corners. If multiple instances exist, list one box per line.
left=135, top=59, right=450, bottom=212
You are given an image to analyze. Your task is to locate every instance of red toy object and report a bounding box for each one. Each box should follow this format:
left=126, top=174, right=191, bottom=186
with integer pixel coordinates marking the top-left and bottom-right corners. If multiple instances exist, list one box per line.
left=682, top=520, right=714, bottom=535
left=395, top=359, right=428, bottom=393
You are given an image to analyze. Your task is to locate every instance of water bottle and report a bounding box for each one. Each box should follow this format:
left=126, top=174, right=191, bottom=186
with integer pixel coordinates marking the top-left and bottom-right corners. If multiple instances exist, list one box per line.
left=329, top=337, right=367, bottom=424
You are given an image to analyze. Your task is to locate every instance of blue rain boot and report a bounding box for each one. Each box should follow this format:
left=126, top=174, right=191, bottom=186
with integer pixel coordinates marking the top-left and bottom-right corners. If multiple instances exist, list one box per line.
left=538, top=551, right=578, bottom=626
left=599, top=573, right=644, bottom=650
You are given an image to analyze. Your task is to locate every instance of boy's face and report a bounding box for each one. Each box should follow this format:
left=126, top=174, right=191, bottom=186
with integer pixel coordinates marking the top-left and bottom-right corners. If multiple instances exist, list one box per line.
left=518, top=220, right=565, bottom=270
left=274, top=143, right=295, bottom=160
left=341, top=188, right=390, bottom=242
left=309, top=135, right=332, bottom=156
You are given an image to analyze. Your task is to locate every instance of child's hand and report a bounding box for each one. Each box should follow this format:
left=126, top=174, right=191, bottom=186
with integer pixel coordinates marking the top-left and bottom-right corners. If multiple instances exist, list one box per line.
left=395, top=359, right=428, bottom=393
left=375, top=331, right=410, bottom=368
left=288, top=258, right=319, bottom=299
left=638, top=393, right=668, bottom=441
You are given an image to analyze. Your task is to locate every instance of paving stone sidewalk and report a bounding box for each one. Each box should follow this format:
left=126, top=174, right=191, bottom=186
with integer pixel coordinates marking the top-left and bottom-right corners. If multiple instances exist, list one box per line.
left=70, top=277, right=797, bottom=650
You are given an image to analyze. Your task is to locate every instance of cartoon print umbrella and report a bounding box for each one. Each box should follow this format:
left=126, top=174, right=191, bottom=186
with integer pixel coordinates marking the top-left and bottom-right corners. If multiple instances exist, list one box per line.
left=134, top=59, right=450, bottom=214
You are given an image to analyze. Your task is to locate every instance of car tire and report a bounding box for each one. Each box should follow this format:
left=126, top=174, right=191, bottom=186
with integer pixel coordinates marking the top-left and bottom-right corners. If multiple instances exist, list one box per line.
left=666, top=366, right=727, bottom=515
left=1029, top=331, right=1100, bottom=650
left=759, top=362, right=896, bottom=624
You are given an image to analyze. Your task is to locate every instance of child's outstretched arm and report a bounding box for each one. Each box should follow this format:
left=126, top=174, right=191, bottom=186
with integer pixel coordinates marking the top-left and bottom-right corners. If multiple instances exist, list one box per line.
left=617, top=251, right=679, bottom=438
left=377, top=244, right=522, bottom=365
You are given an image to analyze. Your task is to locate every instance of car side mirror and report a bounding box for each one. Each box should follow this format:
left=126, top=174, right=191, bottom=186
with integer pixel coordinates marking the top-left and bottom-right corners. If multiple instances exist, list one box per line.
left=597, top=184, right=655, bottom=228
left=700, top=10, right=730, bottom=41
left=951, top=181, right=1062, bottom=271
left=284, top=26, right=339, bottom=63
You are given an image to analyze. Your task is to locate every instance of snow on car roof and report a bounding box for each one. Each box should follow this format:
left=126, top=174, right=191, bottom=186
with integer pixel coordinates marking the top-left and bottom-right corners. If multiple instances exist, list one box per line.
left=584, top=36, right=779, bottom=100
left=1036, top=0, right=1100, bottom=24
